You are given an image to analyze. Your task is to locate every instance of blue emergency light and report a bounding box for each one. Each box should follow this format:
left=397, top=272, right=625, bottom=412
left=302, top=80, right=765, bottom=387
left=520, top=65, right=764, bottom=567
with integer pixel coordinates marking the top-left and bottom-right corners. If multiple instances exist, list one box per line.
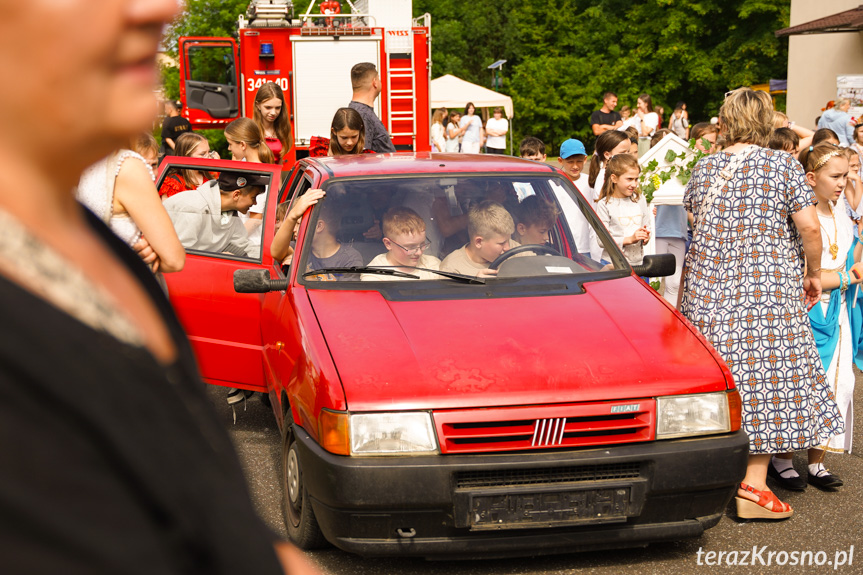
left=259, top=42, right=274, bottom=58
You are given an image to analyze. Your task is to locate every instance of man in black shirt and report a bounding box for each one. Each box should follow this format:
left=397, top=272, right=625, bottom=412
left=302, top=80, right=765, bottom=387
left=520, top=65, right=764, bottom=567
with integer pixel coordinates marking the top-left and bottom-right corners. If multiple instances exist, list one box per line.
left=161, top=99, right=192, bottom=153
left=348, top=62, right=396, bottom=153
left=590, top=92, right=623, bottom=136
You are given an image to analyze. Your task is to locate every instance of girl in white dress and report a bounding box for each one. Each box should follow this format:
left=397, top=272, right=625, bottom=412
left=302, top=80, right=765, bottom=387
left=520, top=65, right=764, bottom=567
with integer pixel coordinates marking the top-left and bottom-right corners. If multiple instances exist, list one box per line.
left=594, top=154, right=652, bottom=266
left=771, top=144, right=861, bottom=490
left=77, top=147, right=185, bottom=276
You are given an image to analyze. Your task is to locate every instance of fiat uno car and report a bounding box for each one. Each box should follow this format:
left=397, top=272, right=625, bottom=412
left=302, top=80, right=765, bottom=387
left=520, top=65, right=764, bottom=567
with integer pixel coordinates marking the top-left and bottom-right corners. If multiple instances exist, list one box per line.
left=159, top=153, right=747, bottom=558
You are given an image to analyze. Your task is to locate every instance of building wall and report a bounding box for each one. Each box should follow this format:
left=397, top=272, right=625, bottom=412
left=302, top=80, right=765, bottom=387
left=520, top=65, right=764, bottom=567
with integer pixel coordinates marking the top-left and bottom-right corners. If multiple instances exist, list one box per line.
left=787, top=0, right=863, bottom=128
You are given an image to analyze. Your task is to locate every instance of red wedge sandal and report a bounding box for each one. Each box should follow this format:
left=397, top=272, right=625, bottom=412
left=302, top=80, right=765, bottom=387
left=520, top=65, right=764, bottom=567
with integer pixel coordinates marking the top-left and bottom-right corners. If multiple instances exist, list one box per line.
left=736, top=482, right=794, bottom=519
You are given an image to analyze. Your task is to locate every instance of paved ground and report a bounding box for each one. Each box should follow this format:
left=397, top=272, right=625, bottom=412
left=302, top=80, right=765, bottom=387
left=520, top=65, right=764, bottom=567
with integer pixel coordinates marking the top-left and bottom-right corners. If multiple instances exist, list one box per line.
left=209, top=373, right=863, bottom=575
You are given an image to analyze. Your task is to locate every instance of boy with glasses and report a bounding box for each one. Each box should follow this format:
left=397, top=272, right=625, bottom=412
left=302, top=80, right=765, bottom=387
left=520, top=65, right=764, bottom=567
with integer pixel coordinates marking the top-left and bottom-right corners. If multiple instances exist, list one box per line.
left=362, top=207, right=441, bottom=280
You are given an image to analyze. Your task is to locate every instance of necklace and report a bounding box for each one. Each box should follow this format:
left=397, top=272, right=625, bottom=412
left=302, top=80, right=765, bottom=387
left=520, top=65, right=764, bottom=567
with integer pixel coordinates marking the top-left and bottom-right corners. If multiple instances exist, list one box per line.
left=818, top=203, right=839, bottom=260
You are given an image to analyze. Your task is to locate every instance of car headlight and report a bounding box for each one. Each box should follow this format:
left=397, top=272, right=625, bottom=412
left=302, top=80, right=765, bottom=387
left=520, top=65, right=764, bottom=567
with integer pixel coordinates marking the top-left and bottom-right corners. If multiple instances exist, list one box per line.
left=349, top=412, right=439, bottom=455
left=656, top=392, right=731, bottom=439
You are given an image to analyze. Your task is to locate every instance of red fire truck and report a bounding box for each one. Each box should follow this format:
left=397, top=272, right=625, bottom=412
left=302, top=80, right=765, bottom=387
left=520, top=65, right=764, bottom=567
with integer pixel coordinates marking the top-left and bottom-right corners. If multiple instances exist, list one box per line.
left=178, top=0, right=431, bottom=165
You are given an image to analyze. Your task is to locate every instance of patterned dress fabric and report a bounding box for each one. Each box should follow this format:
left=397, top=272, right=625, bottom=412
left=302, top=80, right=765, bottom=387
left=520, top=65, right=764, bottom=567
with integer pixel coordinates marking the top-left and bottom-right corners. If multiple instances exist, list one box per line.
left=681, top=147, right=843, bottom=454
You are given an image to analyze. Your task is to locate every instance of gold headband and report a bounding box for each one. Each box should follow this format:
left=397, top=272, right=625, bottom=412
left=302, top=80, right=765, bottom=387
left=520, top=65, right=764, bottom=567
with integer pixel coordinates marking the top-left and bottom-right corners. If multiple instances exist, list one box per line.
left=813, top=149, right=842, bottom=171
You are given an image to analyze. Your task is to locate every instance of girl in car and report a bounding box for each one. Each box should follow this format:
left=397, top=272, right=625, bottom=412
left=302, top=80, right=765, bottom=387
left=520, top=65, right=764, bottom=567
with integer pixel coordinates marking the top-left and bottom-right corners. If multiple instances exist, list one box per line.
left=158, top=132, right=217, bottom=199
left=253, top=82, right=292, bottom=164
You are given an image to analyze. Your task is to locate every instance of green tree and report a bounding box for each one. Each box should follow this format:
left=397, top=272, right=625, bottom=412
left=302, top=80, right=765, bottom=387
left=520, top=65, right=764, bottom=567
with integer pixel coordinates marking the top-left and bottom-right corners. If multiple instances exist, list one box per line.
left=416, top=0, right=790, bottom=156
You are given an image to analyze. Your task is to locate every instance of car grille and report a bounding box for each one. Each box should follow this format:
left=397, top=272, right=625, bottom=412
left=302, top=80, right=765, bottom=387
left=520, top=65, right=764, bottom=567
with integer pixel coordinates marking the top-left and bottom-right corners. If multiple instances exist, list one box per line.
left=434, top=401, right=654, bottom=454
left=455, top=462, right=642, bottom=489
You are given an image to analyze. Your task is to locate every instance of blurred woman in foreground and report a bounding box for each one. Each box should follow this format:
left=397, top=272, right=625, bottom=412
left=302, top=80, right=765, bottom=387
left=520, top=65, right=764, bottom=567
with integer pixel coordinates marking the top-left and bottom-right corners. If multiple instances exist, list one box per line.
left=0, top=0, right=319, bottom=572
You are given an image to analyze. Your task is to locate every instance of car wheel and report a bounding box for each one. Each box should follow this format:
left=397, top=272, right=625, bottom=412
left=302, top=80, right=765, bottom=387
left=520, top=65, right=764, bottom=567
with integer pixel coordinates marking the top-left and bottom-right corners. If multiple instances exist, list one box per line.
left=282, top=430, right=328, bottom=549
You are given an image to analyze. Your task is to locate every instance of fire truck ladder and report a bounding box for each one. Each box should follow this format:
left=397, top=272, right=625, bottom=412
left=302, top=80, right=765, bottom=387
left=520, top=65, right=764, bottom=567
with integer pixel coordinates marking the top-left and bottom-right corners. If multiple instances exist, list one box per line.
left=386, top=49, right=417, bottom=148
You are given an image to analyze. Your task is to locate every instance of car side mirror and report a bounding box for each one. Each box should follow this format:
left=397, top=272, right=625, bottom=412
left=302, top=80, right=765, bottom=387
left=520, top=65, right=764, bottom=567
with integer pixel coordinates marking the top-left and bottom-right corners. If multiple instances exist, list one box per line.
left=233, top=269, right=288, bottom=293
left=631, top=254, right=676, bottom=278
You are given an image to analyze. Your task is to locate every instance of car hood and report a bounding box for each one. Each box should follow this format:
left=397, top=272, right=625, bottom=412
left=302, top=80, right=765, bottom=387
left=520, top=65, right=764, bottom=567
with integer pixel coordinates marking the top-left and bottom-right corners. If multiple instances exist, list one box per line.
left=307, top=278, right=729, bottom=412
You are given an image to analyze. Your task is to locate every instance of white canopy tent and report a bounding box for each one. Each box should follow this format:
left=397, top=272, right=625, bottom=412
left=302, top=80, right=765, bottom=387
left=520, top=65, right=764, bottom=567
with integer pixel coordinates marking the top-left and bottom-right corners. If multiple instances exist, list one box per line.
left=430, top=74, right=515, bottom=154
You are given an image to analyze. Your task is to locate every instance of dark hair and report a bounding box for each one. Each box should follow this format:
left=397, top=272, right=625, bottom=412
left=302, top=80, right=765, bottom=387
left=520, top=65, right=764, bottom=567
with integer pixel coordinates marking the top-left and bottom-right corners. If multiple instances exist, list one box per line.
left=649, top=129, right=672, bottom=149
left=812, top=128, right=840, bottom=146
left=623, top=126, right=638, bottom=143
left=798, top=143, right=843, bottom=173
left=253, top=82, right=292, bottom=159
left=493, top=107, right=503, bottom=115
left=519, top=136, right=545, bottom=158
left=329, top=107, right=365, bottom=156
left=448, top=111, right=461, bottom=121
left=589, top=130, right=629, bottom=188
left=350, top=62, right=378, bottom=89
left=603, top=92, right=618, bottom=100
left=317, top=198, right=344, bottom=230
left=513, top=195, right=559, bottom=228
left=464, top=102, right=476, bottom=115
left=597, top=154, right=641, bottom=203
left=767, top=127, right=800, bottom=153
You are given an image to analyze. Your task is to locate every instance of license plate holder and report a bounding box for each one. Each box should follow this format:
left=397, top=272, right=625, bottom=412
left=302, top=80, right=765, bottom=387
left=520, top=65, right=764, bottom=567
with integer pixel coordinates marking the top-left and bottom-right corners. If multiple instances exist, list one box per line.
left=462, top=483, right=640, bottom=531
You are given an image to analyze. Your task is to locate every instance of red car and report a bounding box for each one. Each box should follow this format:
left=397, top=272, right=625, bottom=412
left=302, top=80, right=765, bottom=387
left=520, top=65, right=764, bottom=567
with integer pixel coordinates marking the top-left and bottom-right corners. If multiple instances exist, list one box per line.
left=158, top=153, right=747, bottom=558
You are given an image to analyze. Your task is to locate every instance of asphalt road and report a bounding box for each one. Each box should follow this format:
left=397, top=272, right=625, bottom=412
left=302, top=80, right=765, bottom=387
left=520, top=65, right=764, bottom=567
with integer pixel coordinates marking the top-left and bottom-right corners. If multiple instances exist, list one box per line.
left=208, top=375, right=863, bottom=575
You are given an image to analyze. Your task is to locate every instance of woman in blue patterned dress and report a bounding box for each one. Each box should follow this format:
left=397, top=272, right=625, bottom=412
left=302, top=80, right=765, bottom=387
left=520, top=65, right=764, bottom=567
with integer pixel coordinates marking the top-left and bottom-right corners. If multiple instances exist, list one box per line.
left=681, top=88, right=844, bottom=520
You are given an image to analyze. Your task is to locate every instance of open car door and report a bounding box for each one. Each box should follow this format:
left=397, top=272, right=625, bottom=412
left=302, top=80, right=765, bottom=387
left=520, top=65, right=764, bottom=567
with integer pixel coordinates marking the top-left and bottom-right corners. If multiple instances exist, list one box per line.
left=179, top=37, right=241, bottom=129
left=157, top=157, right=283, bottom=392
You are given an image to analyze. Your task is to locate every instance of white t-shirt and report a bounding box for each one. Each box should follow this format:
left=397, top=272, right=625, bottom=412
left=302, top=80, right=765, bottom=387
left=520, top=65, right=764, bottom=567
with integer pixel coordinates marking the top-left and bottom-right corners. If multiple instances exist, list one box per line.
left=361, top=253, right=442, bottom=281
left=431, top=123, right=446, bottom=152
left=440, top=245, right=488, bottom=276
left=591, top=168, right=606, bottom=201
left=485, top=117, right=508, bottom=149
left=460, top=115, right=482, bottom=144
left=554, top=173, right=596, bottom=256
left=641, top=112, right=659, bottom=137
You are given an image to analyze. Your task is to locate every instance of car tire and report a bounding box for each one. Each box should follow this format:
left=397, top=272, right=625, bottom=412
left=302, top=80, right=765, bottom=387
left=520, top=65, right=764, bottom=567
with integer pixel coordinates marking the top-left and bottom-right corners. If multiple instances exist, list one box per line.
left=282, top=429, right=328, bottom=549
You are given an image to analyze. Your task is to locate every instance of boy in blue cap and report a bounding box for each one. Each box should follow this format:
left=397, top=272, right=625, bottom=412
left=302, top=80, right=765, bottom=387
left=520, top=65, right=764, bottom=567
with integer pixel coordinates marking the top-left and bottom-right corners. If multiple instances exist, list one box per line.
left=558, top=138, right=595, bottom=257
left=558, top=139, right=588, bottom=186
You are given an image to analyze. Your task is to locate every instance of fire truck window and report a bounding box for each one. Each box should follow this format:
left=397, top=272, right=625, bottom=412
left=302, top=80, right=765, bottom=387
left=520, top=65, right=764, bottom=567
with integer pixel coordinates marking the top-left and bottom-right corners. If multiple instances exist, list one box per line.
left=187, top=45, right=236, bottom=87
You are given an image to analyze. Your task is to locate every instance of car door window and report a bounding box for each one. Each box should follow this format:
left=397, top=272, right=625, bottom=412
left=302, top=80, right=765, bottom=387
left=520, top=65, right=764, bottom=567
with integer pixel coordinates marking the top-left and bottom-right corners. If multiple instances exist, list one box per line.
left=158, top=166, right=272, bottom=262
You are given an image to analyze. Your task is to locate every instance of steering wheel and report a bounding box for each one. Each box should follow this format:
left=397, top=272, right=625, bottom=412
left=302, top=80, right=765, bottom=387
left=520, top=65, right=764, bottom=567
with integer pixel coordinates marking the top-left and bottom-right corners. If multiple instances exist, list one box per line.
left=488, top=244, right=562, bottom=270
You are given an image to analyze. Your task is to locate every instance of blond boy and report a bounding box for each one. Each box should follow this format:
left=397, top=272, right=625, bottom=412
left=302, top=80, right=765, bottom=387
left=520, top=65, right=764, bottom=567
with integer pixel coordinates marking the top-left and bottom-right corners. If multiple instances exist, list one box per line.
left=440, top=201, right=513, bottom=278
left=362, top=207, right=441, bottom=281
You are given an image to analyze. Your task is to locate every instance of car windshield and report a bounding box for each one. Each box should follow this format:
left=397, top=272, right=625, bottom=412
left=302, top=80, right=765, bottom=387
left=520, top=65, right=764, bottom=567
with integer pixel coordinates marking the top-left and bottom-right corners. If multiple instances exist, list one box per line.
left=297, top=174, right=628, bottom=286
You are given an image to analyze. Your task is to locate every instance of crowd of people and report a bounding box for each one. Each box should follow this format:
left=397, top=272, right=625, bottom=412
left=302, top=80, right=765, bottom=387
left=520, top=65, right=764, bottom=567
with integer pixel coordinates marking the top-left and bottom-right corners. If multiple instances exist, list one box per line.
left=513, top=88, right=862, bottom=522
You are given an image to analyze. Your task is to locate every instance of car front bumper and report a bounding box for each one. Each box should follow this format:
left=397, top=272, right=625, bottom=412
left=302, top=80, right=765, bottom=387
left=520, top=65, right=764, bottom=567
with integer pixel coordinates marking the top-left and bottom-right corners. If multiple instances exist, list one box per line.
left=293, top=425, right=749, bottom=558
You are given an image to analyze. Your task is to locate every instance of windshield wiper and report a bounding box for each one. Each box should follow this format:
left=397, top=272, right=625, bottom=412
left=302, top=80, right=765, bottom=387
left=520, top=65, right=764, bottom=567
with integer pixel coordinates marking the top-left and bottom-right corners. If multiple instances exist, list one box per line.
left=303, top=266, right=419, bottom=279
left=302, top=266, right=484, bottom=284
